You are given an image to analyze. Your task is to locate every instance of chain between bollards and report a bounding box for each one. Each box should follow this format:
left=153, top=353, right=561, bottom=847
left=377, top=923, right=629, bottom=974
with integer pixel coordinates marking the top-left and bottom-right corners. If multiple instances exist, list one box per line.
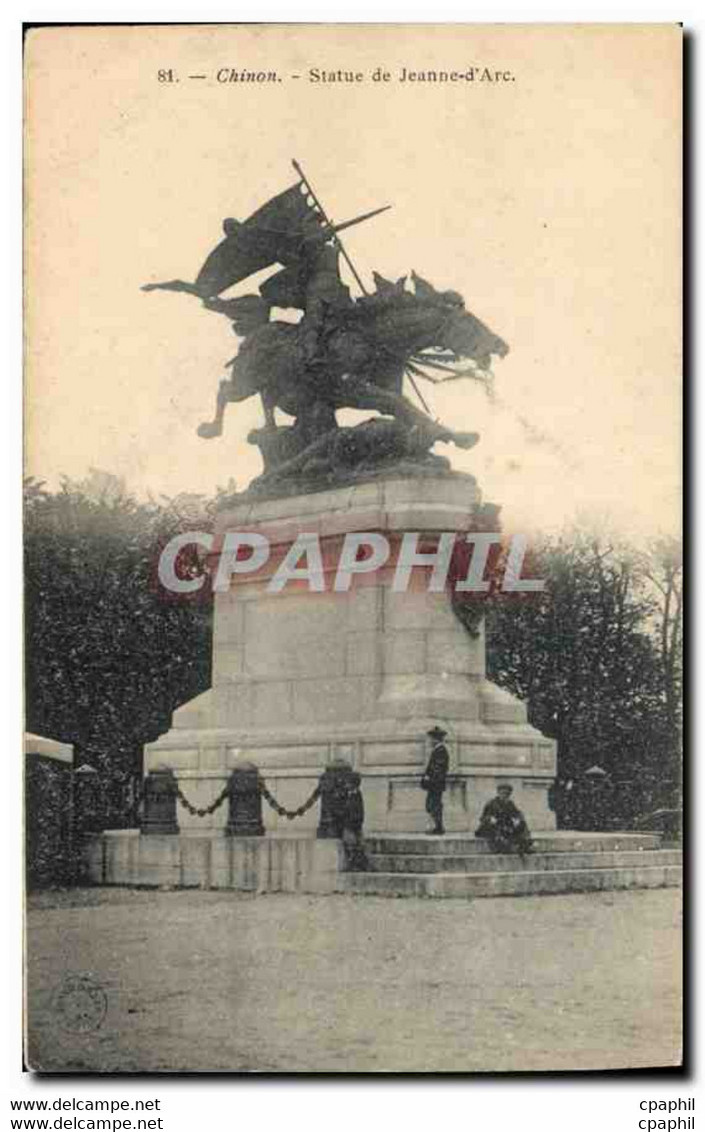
left=140, top=760, right=360, bottom=840
left=175, top=784, right=230, bottom=818
left=260, top=782, right=321, bottom=820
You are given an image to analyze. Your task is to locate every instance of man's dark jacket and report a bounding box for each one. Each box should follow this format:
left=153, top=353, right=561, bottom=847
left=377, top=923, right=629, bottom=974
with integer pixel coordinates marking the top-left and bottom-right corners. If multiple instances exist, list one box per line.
left=422, top=743, right=449, bottom=794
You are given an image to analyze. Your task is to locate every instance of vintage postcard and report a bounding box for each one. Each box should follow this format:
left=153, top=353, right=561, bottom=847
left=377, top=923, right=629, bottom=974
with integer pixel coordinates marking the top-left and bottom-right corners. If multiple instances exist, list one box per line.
left=24, top=24, right=682, bottom=1073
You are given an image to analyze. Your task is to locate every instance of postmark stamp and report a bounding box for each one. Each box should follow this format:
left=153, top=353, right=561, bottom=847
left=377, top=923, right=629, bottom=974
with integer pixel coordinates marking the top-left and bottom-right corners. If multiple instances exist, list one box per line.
left=51, top=974, right=108, bottom=1034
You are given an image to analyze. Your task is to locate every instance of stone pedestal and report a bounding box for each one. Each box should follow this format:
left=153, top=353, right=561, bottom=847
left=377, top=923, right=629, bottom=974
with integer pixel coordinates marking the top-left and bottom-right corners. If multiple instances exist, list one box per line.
left=145, top=473, right=556, bottom=833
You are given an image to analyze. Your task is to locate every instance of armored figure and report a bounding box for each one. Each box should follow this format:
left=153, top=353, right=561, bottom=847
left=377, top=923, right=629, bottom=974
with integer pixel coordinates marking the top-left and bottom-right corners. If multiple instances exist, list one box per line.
left=262, top=241, right=353, bottom=366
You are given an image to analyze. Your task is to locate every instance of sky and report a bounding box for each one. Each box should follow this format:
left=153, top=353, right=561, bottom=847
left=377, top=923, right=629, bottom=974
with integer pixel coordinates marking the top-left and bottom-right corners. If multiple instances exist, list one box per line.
left=25, top=24, right=681, bottom=538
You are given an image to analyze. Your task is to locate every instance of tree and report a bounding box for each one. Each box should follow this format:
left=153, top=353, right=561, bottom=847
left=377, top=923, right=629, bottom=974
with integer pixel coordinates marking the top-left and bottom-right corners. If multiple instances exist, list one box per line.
left=637, top=536, right=683, bottom=792
left=24, top=475, right=213, bottom=789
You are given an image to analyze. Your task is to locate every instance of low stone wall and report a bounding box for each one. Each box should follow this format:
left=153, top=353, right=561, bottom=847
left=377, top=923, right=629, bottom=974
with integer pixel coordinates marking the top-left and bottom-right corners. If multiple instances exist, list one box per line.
left=83, top=831, right=344, bottom=894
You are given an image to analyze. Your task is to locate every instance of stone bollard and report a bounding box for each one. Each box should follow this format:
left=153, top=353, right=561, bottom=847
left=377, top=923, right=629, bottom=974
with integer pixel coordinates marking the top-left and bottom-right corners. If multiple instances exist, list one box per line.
left=226, top=761, right=265, bottom=837
left=317, top=758, right=356, bottom=839
left=141, top=768, right=179, bottom=835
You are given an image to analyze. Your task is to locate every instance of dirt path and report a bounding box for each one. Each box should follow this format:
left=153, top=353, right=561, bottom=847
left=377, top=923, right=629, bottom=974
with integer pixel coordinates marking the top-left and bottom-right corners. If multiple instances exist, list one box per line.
left=25, top=887, right=682, bottom=1073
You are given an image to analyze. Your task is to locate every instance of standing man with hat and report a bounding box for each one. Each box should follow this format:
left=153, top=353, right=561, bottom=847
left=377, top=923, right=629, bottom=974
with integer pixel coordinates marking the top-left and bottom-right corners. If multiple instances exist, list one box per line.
left=421, top=726, right=450, bottom=835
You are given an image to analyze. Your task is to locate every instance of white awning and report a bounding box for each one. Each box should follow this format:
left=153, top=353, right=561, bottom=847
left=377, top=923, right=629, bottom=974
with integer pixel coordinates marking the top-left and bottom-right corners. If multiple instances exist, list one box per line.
left=24, top=733, right=74, bottom=764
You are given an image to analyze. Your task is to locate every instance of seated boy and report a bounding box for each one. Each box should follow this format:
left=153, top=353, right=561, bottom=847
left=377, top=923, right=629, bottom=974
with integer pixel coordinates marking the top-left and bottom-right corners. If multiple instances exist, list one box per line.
left=475, top=784, right=534, bottom=859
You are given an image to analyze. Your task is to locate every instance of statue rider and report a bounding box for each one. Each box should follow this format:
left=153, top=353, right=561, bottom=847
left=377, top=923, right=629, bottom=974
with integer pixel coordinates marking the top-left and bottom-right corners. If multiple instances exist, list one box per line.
left=260, top=239, right=353, bottom=366
left=300, top=244, right=353, bottom=364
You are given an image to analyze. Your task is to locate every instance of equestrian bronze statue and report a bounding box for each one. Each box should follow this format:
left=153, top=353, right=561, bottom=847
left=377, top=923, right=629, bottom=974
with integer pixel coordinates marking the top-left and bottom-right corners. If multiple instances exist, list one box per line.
left=142, top=161, right=509, bottom=493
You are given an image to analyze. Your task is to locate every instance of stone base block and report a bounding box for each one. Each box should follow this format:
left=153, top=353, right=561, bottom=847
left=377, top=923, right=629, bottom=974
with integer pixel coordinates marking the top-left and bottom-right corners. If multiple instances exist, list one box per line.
left=345, top=863, right=683, bottom=898
left=147, top=719, right=557, bottom=835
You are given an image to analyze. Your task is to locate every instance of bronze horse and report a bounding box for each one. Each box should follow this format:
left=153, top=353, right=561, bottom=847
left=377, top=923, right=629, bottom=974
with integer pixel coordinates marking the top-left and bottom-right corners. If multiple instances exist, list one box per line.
left=196, top=274, right=509, bottom=458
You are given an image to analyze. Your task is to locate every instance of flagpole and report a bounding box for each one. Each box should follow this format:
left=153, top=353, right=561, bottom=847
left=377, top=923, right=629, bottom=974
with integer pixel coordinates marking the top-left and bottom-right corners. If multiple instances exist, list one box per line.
left=292, top=159, right=370, bottom=296
left=332, top=204, right=391, bottom=237
left=292, top=159, right=433, bottom=417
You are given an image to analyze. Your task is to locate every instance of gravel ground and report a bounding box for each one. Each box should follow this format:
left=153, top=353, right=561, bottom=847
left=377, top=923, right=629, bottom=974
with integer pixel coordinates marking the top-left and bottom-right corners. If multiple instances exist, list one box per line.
left=25, top=887, right=682, bottom=1074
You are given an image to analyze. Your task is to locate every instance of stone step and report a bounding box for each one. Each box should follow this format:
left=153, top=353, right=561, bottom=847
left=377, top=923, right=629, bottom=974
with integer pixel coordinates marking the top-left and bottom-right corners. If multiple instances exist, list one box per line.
left=365, top=832, right=662, bottom=856
left=344, top=863, right=683, bottom=899
left=366, top=848, right=683, bottom=874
